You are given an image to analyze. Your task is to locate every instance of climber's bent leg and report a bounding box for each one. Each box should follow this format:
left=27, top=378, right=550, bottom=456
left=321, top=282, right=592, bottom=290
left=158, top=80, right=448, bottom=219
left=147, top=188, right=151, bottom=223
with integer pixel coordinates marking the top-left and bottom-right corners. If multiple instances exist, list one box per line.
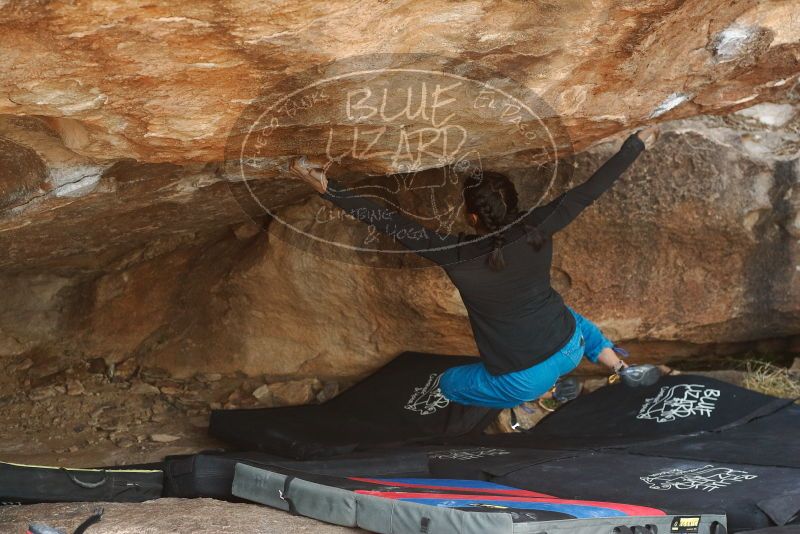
left=567, top=306, right=617, bottom=363
left=439, top=327, right=585, bottom=409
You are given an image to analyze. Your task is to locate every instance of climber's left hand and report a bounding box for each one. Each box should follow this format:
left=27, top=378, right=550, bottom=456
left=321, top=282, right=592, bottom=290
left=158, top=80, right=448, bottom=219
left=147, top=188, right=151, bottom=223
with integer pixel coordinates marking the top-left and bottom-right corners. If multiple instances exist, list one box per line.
left=636, top=125, right=660, bottom=149
left=289, top=156, right=328, bottom=194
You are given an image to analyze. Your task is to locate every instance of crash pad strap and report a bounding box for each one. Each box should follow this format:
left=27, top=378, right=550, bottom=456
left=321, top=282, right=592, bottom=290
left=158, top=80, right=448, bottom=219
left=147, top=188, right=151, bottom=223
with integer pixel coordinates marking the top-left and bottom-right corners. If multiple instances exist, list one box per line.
left=281, top=475, right=298, bottom=516
left=73, top=508, right=104, bottom=534
left=60, top=468, right=107, bottom=489
left=3, top=461, right=160, bottom=474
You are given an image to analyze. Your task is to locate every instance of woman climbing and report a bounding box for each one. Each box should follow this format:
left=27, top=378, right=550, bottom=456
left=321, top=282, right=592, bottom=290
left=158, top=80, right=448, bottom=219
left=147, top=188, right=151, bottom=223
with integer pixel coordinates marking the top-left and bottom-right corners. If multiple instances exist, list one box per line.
left=289, top=127, right=661, bottom=415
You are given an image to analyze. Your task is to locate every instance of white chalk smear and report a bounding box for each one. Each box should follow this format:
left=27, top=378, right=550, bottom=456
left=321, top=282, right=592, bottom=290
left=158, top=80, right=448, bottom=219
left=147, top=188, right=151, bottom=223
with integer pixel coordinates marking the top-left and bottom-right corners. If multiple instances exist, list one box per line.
left=714, top=25, right=756, bottom=61
left=736, top=103, right=796, bottom=128
left=51, top=165, right=106, bottom=198
left=649, top=93, right=691, bottom=118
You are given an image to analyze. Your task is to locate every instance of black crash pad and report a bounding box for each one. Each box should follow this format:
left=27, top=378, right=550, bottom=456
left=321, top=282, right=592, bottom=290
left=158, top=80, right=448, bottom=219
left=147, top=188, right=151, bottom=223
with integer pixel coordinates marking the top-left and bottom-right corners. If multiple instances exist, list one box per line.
left=744, top=525, right=800, bottom=534
left=493, top=452, right=800, bottom=532
left=522, top=374, right=790, bottom=446
left=0, top=461, right=162, bottom=504
left=426, top=445, right=800, bottom=532
left=209, top=352, right=499, bottom=459
left=422, top=375, right=800, bottom=532
left=628, top=403, right=800, bottom=468
left=162, top=451, right=284, bottom=499
left=454, top=374, right=792, bottom=451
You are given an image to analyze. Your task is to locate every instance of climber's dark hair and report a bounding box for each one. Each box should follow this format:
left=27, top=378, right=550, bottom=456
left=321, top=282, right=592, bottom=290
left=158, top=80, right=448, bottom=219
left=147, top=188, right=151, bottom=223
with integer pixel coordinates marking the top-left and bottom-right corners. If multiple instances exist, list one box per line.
left=462, top=171, right=546, bottom=271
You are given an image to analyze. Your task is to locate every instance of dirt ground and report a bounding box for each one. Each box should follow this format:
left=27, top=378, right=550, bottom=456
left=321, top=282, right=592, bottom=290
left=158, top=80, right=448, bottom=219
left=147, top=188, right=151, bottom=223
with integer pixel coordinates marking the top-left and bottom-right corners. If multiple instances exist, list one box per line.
left=1, top=356, right=225, bottom=468
left=0, top=353, right=369, bottom=532
left=0, top=499, right=363, bottom=534
left=0, top=352, right=350, bottom=468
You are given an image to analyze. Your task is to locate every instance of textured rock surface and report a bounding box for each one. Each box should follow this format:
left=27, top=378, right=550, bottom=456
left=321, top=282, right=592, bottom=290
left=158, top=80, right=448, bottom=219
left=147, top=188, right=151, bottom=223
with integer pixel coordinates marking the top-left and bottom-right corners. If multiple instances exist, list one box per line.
left=0, top=1, right=799, bottom=382
left=556, top=107, right=800, bottom=361
left=0, top=499, right=359, bottom=533
left=0, top=106, right=797, bottom=380
left=0, top=0, right=798, bottom=165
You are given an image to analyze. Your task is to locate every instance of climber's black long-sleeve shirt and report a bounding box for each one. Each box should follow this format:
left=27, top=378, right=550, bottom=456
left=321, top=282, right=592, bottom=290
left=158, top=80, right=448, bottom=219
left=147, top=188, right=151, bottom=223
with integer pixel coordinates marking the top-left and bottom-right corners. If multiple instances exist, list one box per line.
left=320, top=134, right=646, bottom=375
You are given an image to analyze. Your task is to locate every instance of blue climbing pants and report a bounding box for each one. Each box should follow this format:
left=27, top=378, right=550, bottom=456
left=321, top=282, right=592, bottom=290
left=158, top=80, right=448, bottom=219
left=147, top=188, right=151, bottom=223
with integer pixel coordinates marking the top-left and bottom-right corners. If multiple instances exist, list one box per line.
left=439, top=307, right=615, bottom=409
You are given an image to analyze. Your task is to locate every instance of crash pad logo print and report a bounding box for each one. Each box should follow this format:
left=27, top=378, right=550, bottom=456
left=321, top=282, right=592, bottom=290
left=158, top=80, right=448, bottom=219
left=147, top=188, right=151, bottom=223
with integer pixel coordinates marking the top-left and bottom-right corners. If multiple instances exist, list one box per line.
left=641, top=465, right=758, bottom=492
left=429, top=448, right=511, bottom=460
left=637, top=384, right=721, bottom=423
left=405, top=373, right=449, bottom=415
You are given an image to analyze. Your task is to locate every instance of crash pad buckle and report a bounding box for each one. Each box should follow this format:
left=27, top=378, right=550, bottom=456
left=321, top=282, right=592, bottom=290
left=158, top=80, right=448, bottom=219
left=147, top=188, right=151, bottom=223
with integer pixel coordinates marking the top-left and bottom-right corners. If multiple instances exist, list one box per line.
left=509, top=409, right=521, bottom=430
left=279, top=476, right=298, bottom=515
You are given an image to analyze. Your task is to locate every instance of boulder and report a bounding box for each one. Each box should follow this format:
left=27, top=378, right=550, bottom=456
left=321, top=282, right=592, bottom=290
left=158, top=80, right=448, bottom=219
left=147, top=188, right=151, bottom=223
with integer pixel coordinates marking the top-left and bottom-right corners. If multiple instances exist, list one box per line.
left=0, top=2, right=797, bottom=381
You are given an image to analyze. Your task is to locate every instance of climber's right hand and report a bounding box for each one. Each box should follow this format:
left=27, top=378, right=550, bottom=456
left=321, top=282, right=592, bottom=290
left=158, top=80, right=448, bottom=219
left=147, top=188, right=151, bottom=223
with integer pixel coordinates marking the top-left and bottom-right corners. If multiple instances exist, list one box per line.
left=289, top=156, right=328, bottom=194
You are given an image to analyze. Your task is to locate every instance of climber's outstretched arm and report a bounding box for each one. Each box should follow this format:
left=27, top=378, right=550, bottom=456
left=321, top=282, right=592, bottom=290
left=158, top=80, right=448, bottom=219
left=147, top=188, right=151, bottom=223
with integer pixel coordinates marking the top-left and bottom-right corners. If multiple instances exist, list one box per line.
left=288, top=158, right=461, bottom=265
left=524, top=127, right=658, bottom=236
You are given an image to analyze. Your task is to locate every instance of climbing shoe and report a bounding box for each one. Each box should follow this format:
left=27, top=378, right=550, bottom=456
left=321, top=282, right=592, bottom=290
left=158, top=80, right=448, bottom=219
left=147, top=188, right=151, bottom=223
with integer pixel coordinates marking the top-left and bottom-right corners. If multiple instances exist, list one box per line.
left=538, top=377, right=583, bottom=413
left=552, top=376, right=583, bottom=403
left=489, top=402, right=544, bottom=433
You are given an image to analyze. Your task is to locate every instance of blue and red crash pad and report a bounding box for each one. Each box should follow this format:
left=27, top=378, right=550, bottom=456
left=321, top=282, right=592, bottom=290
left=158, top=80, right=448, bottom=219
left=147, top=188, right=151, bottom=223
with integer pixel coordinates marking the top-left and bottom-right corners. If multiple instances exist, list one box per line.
left=231, top=463, right=727, bottom=534
left=340, top=476, right=664, bottom=519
